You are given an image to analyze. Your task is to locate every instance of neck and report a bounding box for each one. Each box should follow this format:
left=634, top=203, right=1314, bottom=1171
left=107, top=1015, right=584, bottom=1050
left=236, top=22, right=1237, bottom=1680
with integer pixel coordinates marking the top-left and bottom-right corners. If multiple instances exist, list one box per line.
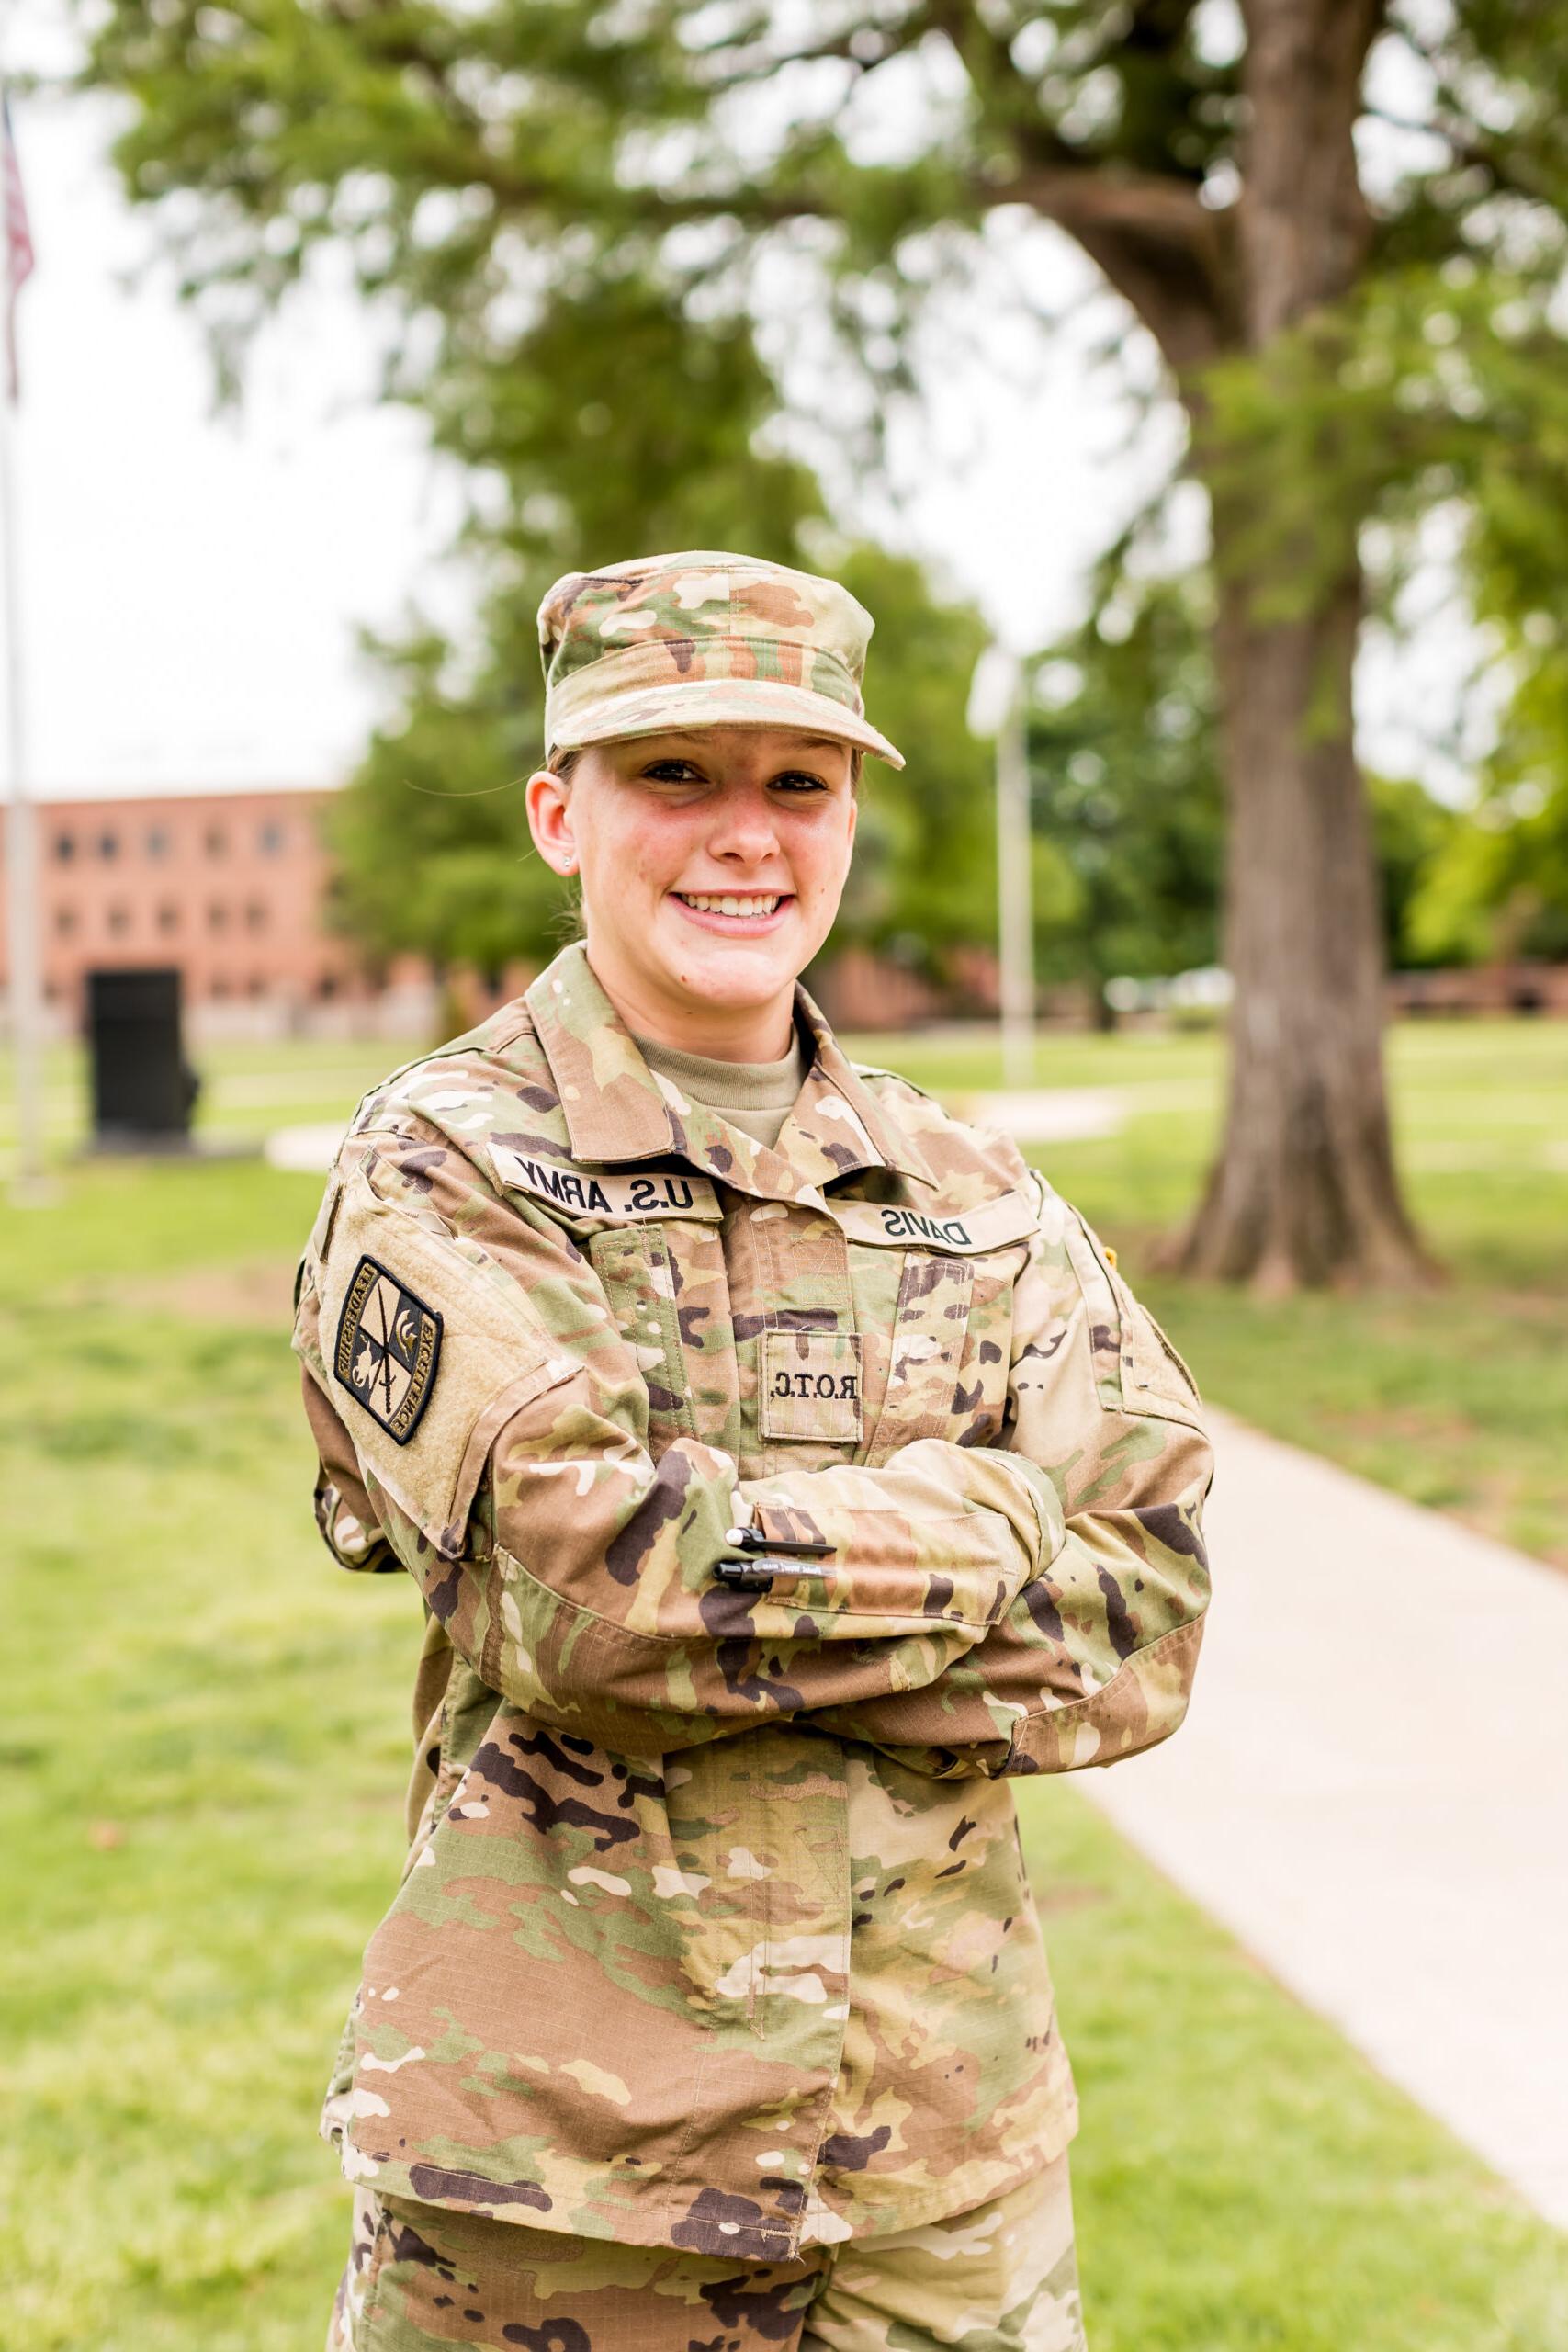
left=585, top=950, right=797, bottom=1063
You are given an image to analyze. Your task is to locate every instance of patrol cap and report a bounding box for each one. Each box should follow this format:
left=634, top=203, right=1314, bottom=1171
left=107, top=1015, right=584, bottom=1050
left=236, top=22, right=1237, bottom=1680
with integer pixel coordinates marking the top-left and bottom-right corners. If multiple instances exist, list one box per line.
left=536, top=549, right=905, bottom=770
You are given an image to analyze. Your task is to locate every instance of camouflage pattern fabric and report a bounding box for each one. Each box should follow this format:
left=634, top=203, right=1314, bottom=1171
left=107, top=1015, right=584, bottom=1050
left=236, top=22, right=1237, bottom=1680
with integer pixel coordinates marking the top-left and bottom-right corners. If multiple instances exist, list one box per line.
left=328, top=2147, right=1086, bottom=2350
left=536, top=550, right=906, bottom=766
left=293, top=941, right=1213, bottom=2263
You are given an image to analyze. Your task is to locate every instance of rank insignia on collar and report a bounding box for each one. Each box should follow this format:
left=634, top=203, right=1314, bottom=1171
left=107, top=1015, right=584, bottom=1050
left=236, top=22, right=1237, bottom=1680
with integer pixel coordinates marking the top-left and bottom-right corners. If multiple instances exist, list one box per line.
left=334, top=1254, right=443, bottom=1445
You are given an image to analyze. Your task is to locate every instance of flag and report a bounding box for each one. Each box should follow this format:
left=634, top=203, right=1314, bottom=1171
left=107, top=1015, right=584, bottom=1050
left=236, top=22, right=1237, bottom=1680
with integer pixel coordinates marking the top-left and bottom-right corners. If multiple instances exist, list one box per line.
left=2, top=86, right=35, bottom=403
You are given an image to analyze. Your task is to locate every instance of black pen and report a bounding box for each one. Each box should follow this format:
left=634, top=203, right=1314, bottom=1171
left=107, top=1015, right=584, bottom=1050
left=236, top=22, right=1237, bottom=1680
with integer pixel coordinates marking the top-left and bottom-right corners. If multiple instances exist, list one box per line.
left=713, top=1557, right=835, bottom=1589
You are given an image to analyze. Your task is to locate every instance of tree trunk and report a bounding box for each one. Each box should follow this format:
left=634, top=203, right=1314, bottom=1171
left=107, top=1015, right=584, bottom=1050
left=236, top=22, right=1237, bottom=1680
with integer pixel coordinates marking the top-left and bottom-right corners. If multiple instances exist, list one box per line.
left=1168, top=0, right=1430, bottom=1289
left=1171, top=521, right=1433, bottom=1289
left=985, top=0, right=1424, bottom=1285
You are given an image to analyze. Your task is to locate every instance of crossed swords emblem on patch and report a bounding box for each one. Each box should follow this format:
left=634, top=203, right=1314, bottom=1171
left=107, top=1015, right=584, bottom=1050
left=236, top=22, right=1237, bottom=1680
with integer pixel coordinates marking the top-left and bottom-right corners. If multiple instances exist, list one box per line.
left=334, top=1254, right=443, bottom=1445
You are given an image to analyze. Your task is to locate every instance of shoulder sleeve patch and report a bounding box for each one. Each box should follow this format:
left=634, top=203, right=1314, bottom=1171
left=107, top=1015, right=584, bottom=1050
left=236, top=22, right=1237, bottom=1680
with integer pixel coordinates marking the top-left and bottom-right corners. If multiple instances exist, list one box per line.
left=335, top=1255, right=444, bottom=1445
left=314, top=1162, right=579, bottom=1557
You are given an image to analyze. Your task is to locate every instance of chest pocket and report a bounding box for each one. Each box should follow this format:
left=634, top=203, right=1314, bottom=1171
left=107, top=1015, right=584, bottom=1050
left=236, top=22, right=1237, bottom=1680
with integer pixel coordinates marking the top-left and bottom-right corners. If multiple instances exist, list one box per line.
left=587, top=1223, right=697, bottom=1453
left=831, top=1190, right=1040, bottom=1468
left=866, top=1250, right=976, bottom=1465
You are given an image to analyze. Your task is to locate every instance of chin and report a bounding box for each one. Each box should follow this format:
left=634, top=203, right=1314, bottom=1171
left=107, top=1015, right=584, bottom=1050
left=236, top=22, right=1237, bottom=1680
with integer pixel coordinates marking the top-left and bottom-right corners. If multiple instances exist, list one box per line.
left=660, top=944, right=803, bottom=1005
left=652, top=917, right=812, bottom=1004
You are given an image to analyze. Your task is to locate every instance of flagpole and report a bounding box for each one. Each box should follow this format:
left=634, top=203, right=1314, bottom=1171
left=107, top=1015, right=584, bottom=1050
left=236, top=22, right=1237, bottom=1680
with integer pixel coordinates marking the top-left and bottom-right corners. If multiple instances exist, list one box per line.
left=0, top=73, right=44, bottom=1203
left=996, top=660, right=1035, bottom=1091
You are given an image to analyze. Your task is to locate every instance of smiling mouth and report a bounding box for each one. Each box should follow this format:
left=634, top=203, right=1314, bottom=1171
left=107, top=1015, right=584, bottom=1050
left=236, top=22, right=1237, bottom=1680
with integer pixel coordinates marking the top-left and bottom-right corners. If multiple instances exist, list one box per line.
left=671, top=891, right=791, bottom=921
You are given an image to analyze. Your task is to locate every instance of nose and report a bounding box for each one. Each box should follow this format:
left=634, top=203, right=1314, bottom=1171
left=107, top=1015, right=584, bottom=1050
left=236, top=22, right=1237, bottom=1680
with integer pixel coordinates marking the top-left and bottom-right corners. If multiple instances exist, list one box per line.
left=704, top=781, right=783, bottom=870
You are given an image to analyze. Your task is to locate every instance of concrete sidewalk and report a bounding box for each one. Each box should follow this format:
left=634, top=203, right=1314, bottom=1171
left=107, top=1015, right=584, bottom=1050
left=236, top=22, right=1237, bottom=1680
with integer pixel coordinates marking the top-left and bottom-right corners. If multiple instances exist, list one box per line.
left=1080, top=1412, right=1568, bottom=2228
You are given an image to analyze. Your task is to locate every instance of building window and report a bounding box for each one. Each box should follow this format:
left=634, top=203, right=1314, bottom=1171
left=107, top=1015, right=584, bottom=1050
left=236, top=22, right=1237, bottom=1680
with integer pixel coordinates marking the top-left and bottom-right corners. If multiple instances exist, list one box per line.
left=53, top=832, right=75, bottom=862
left=209, top=904, right=228, bottom=933
left=246, top=975, right=267, bottom=998
left=157, top=904, right=179, bottom=934
left=55, top=906, right=76, bottom=936
left=211, top=976, right=231, bottom=999
left=258, top=821, right=286, bottom=855
left=107, top=905, right=130, bottom=936
left=146, top=826, right=170, bottom=859
left=205, top=826, right=228, bottom=858
left=243, top=900, right=266, bottom=932
left=315, top=972, right=339, bottom=1001
left=98, top=831, right=119, bottom=860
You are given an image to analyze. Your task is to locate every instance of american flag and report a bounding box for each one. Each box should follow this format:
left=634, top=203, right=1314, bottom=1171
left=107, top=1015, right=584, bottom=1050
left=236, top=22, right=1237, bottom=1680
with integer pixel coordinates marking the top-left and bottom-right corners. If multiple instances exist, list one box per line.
left=2, top=86, right=35, bottom=402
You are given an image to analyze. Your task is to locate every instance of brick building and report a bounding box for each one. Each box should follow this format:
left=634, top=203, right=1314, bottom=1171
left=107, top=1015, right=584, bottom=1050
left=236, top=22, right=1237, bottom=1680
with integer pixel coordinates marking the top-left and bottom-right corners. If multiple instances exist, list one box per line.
left=1, top=786, right=432, bottom=1039
left=2, top=786, right=993, bottom=1045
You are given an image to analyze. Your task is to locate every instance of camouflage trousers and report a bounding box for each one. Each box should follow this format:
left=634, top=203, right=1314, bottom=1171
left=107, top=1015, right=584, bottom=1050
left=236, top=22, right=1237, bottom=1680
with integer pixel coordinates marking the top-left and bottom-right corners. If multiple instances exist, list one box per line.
left=326, top=2153, right=1087, bottom=2352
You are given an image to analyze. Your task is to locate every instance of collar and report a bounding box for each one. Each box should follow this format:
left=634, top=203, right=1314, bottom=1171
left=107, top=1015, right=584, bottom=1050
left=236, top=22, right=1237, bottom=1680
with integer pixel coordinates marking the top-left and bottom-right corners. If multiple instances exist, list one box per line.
left=524, top=942, right=936, bottom=1202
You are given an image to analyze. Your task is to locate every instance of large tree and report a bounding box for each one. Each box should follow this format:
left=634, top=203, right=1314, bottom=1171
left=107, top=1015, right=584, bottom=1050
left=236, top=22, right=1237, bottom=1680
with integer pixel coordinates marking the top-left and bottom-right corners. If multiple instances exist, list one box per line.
left=82, top=0, right=1568, bottom=1283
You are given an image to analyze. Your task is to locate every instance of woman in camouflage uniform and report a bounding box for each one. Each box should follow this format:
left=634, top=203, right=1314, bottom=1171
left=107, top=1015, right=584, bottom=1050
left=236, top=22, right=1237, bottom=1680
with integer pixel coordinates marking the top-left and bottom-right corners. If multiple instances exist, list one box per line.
left=294, top=550, right=1213, bottom=2350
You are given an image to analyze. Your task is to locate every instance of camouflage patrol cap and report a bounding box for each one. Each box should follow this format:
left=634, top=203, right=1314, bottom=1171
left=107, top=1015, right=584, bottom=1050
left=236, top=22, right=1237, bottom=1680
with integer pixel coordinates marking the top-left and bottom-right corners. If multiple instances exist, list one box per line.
left=536, top=549, right=906, bottom=770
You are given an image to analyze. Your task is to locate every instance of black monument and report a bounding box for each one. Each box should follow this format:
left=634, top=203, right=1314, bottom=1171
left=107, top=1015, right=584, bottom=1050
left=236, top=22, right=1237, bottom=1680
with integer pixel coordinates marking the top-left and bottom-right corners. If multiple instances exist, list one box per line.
left=85, top=967, right=201, bottom=1149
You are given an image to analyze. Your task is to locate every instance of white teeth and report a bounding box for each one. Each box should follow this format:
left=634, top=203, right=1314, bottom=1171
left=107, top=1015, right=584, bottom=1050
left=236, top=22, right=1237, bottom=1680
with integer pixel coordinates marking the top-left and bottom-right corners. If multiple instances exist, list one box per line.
left=677, top=893, right=783, bottom=918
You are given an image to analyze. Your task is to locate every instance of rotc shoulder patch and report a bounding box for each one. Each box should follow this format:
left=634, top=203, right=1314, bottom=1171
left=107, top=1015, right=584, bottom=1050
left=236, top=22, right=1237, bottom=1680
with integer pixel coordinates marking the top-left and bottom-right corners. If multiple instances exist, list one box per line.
left=334, top=1254, right=443, bottom=1445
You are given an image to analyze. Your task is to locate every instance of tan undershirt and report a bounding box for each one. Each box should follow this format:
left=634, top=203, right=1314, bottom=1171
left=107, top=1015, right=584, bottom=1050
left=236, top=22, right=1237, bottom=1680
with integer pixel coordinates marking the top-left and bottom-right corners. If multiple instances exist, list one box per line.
left=634, top=1025, right=808, bottom=1152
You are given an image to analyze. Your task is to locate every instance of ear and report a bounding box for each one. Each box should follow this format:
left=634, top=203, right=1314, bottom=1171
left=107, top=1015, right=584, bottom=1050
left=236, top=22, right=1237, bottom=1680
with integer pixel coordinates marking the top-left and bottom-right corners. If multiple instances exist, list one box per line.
left=525, top=766, right=578, bottom=876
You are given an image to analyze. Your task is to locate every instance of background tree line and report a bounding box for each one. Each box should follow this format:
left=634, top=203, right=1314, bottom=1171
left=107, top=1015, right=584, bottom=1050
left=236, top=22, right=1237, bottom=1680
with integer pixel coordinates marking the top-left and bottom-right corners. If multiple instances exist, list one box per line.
left=79, top=0, right=1568, bottom=1286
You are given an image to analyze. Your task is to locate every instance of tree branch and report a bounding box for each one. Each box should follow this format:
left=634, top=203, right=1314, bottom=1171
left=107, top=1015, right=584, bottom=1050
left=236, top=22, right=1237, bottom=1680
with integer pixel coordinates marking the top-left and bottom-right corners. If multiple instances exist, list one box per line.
left=992, top=162, right=1234, bottom=368
left=918, top=0, right=1233, bottom=363
left=694, top=21, right=929, bottom=90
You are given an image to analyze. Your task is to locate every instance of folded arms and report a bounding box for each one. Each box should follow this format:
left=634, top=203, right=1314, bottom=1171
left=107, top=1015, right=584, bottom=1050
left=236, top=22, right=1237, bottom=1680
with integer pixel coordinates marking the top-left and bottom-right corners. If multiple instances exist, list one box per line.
left=296, top=1125, right=1211, bottom=1773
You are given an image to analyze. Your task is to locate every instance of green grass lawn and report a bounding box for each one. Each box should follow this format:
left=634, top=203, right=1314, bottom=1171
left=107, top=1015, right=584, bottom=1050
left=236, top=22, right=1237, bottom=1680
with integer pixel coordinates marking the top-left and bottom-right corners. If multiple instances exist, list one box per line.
left=3, top=1028, right=1566, bottom=2346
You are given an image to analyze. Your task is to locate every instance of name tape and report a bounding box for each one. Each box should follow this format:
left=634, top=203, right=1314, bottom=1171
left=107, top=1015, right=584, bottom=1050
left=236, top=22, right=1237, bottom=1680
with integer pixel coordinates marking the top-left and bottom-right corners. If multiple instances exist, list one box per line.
left=489, top=1141, right=723, bottom=1224
left=827, top=1191, right=1038, bottom=1255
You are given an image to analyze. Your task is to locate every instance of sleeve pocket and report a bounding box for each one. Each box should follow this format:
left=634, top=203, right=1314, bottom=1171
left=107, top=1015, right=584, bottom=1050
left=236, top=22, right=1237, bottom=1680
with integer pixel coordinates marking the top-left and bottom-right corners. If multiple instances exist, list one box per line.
left=313, top=1165, right=578, bottom=1559
left=1061, top=1213, right=1206, bottom=1432
left=1115, top=1276, right=1205, bottom=1428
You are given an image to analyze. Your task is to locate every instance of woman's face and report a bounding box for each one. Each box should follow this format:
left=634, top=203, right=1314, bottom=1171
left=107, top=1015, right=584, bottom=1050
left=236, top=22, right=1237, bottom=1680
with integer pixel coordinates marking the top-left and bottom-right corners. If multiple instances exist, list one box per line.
left=525, top=726, right=858, bottom=1050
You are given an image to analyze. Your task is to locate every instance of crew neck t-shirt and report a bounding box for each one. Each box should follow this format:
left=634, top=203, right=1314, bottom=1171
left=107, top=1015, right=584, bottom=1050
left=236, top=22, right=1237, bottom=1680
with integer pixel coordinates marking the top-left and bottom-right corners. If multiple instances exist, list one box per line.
left=633, top=1027, right=808, bottom=1153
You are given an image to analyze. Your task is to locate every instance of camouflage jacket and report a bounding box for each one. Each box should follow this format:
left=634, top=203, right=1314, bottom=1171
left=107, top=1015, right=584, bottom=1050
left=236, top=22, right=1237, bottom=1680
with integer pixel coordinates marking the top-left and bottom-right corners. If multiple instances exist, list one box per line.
left=292, top=942, right=1213, bottom=2261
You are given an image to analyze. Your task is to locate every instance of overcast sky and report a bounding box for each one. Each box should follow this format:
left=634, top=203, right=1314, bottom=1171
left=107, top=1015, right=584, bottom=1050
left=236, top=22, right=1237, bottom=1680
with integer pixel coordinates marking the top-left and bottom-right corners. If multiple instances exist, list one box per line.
left=7, top=12, right=1469, bottom=804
